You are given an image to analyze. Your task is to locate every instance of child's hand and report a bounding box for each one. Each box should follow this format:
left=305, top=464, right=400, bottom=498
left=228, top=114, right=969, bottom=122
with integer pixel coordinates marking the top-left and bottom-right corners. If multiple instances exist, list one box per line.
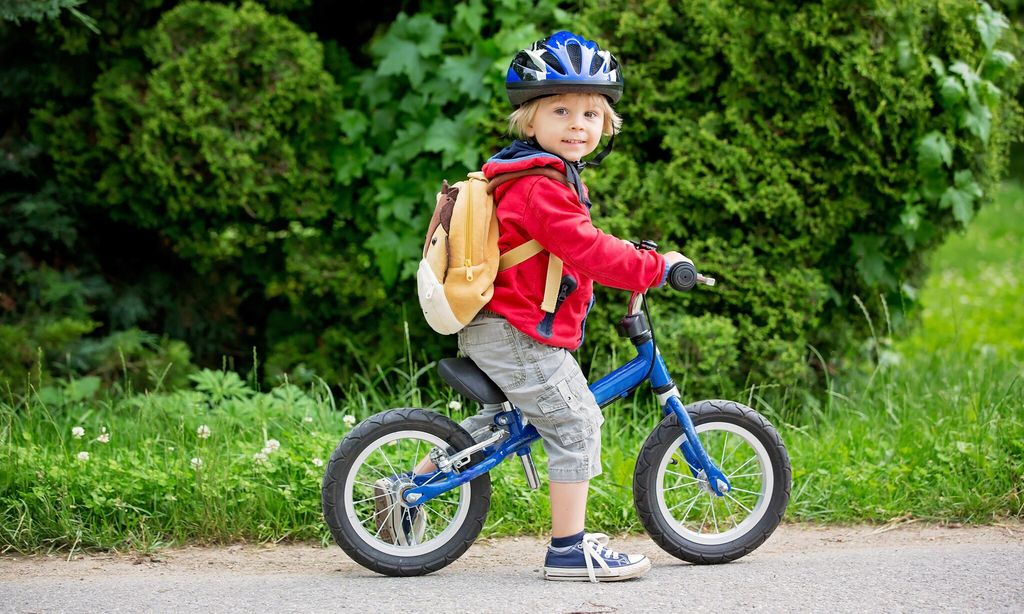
left=663, top=251, right=693, bottom=267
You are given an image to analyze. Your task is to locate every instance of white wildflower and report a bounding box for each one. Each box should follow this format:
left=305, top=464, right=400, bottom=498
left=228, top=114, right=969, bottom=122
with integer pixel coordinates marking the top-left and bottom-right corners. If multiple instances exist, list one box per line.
left=312, top=457, right=324, bottom=467
left=77, top=451, right=90, bottom=462
left=72, top=426, right=85, bottom=439
left=303, top=415, right=314, bottom=423
left=264, top=439, right=281, bottom=453
left=196, top=424, right=212, bottom=439
left=253, top=451, right=268, bottom=464
left=342, top=415, right=356, bottom=427
left=168, top=446, right=175, bottom=452
left=96, top=432, right=111, bottom=444
left=447, top=400, right=462, bottom=411
left=190, top=457, right=203, bottom=469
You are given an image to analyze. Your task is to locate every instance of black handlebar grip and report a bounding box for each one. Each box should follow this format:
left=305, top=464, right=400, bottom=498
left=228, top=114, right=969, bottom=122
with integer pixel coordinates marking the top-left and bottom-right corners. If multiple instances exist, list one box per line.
left=668, top=262, right=697, bottom=291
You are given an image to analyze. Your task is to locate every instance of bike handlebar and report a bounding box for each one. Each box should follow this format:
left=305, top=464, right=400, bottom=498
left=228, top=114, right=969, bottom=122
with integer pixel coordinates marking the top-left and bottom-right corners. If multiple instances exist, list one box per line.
left=668, top=262, right=716, bottom=291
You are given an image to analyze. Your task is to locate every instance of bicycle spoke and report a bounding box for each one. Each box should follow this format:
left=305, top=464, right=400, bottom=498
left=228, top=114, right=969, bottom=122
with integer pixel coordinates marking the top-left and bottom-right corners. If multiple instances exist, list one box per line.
left=710, top=496, right=719, bottom=533
left=726, top=454, right=757, bottom=477
left=664, top=468, right=701, bottom=483
left=668, top=490, right=703, bottom=514
left=697, top=503, right=711, bottom=534
left=719, top=432, right=730, bottom=467
left=721, top=496, right=739, bottom=528
left=724, top=491, right=754, bottom=514
left=727, top=471, right=762, bottom=480
left=663, top=482, right=700, bottom=492
left=353, top=479, right=383, bottom=489
left=430, top=506, right=455, bottom=526
left=352, top=493, right=388, bottom=506
left=378, top=445, right=401, bottom=480
left=728, top=485, right=762, bottom=496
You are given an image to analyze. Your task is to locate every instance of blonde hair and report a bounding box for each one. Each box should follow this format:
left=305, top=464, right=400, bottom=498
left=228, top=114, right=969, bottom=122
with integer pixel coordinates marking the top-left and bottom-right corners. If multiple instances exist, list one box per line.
left=507, top=93, right=622, bottom=139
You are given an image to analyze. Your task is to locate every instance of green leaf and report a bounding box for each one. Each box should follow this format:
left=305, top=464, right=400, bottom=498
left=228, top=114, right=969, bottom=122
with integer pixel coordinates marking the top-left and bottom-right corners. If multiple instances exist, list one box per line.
left=953, top=169, right=983, bottom=199
left=975, top=2, right=1009, bottom=50
left=334, top=110, right=370, bottom=139
left=927, top=55, right=946, bottom=77
left=983, top=50, right=1016, bottom=79
left=949, top=62, right=980, bottom=94
left=409, top=14, right=446, bottom=57
left=978, top=80, right=1002, bottom=107
left=851, top=234, right=893, bottom=288
left=917, top=131, right=951, bottom=171
left=454, top=0, right=486, bottom=34
left=374, top=38, right=423, bottom=85
left=960, top=100, right=992, bottom=143
left=422, top=117, right=460, bottom=155
left=441, top=54, right=492, bottom=100
left=939, top=76, right=965, bottom=108
left=938, top=171, right=982, bottom=226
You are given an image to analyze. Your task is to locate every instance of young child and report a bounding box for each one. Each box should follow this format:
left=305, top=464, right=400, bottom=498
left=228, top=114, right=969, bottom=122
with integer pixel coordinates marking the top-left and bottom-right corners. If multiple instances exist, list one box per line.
left=453, top=31, right=690, bottom=582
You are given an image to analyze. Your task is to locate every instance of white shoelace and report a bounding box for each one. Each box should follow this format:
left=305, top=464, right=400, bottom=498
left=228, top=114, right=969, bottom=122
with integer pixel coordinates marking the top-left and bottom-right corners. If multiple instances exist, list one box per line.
left=580, top=532, right=620, bottom=583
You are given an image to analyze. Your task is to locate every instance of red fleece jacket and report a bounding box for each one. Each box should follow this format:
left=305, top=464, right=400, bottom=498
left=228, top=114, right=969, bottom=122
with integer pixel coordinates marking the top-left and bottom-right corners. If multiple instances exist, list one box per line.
left=481, top=155, right=666, bottom=349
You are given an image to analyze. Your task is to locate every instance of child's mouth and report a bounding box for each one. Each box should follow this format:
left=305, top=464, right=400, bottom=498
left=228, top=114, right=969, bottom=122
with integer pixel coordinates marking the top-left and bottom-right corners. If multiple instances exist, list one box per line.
left=562, top=139, right=586, bottom=144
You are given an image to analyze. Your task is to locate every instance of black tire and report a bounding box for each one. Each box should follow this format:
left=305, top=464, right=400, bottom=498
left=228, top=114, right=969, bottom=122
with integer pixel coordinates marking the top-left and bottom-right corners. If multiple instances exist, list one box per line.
left=321, top=407, right=491, bottom=576
left=633, top=400, right=791, bottom=564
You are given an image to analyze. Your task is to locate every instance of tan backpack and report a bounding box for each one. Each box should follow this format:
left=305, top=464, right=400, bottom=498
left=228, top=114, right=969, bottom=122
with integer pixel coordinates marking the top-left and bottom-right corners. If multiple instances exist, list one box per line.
left=416, top=168, right=571, bottom=335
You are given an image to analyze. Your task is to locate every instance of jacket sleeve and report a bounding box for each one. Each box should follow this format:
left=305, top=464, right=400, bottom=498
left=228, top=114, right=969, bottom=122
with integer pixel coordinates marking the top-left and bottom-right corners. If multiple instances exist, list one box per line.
left=519, top=177, right=667, bottom=292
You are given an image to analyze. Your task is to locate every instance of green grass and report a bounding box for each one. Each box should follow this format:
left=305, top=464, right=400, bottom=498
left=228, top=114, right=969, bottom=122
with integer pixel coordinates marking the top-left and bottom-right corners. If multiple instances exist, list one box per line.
left=1, top=184, right=1021, bottom=552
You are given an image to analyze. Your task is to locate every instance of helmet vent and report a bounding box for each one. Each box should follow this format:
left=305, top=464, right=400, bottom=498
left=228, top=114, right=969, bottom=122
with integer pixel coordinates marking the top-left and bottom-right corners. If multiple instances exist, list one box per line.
left=566, top=42, right=583, bottom=74
left=540, top=50, right=565, bottom=75
left=589, top=55, right=603, bottom=76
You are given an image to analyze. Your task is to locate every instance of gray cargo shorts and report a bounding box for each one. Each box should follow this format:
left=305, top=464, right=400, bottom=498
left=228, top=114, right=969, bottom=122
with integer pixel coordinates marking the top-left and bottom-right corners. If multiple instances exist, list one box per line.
left=457, top=312, right=603, bottom=483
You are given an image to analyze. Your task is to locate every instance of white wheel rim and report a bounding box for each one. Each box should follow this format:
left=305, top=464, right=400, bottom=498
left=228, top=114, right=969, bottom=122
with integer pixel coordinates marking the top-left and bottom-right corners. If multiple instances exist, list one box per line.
left=344, top=430, right=471, bottom=557
left=654, top=421, right=774, bottom=545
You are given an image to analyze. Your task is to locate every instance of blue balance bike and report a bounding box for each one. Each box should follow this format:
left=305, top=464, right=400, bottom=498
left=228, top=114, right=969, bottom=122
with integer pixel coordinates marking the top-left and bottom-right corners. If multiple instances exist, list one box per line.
left=322, top=261, right=792, bottom=576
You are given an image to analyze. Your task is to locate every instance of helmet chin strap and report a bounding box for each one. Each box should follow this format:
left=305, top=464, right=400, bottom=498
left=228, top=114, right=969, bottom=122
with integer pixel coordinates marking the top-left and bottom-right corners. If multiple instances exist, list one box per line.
left=577, top=132, right=615, bottom=170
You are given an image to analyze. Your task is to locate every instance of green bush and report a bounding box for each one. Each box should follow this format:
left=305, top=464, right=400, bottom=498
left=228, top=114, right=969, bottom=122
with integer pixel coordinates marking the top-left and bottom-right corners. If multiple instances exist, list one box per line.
left=3, top=1, right=1021, bottom=397
left=45, top=1, right=337, bottom=263
left=575, top=0, right=1022, bottom=390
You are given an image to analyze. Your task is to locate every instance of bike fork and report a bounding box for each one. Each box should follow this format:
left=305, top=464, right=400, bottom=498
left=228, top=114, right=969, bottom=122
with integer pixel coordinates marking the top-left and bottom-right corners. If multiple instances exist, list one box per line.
left=664, top=395, right=731, bottom=496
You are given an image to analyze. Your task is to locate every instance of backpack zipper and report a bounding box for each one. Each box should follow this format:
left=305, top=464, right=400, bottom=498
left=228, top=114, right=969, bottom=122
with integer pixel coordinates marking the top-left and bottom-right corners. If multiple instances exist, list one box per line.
left=464, top=181, right=474, bottom=281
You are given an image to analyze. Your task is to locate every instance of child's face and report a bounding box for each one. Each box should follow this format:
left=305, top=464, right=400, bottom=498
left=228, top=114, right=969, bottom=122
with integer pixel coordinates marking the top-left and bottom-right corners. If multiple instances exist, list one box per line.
left=525, top=94, right=605, bottom=162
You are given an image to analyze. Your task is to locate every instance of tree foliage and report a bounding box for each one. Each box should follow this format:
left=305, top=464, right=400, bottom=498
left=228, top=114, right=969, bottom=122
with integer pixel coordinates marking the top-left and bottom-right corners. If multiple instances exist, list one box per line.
left=1, top=0, right=1020, bottom=397
left=576, top=0, right=1022, bottom=389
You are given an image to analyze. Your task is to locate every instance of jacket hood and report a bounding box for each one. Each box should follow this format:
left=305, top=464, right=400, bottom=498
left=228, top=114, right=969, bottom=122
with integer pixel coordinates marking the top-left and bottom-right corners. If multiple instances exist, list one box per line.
left=482, top=140, right=590, bottom=207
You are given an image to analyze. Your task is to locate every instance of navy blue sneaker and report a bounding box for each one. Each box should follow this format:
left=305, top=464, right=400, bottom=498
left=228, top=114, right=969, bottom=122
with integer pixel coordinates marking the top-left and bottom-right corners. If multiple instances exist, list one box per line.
left=543, top=533, right=651, bottom=582
left=372, top=475, right=427, bottom=546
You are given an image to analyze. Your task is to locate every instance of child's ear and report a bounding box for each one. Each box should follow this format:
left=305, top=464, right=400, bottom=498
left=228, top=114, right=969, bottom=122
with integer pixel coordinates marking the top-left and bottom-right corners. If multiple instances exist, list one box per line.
left=524, top=123, right=535, bottom=138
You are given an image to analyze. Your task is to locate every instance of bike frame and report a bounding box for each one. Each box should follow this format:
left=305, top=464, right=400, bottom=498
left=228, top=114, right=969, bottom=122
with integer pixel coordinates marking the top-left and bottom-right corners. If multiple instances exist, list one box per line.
left=403, top=293, right=732, bottom=507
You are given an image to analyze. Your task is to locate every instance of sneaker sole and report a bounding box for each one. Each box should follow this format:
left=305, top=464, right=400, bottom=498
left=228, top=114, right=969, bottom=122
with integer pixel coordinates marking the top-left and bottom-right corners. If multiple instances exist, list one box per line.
left=543, top=558, right=652, bottom=582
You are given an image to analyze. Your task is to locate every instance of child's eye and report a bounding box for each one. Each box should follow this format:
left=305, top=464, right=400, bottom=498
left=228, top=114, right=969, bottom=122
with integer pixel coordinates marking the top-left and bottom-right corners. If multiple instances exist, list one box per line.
left=554, top=107, right=569, bottom=116
left=585, top=111, right=599, bottom=119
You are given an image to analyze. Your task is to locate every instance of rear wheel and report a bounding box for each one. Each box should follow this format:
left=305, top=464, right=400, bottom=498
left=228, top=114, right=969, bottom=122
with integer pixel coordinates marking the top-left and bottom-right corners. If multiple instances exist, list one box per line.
left=633, top=400, right=791, bottom=564
left=321, top=407, right=491, bottom=576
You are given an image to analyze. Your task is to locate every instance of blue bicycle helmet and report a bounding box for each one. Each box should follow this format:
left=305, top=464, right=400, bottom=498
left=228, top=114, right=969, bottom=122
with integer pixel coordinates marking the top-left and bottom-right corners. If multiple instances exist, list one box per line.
left=505, top=31, right=623, bottom=107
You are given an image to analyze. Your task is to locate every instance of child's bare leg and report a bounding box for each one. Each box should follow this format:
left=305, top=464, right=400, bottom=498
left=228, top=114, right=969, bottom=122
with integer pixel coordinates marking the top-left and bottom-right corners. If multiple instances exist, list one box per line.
left=413, top=457, right=436, bottom=474
left=549, top=480, right=589, bottom=537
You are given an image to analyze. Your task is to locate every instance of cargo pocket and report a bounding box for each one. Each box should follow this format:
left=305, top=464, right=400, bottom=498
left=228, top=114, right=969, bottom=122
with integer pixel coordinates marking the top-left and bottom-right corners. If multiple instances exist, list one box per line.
left=537, top=377, right=599, bottom=445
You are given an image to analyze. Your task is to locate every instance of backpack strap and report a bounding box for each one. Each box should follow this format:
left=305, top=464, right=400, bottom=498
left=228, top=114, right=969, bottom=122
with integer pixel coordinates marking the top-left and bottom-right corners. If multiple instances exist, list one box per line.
left=485, top=167, right=572, bottom=194
left=488, top=168, right=570, bottom=314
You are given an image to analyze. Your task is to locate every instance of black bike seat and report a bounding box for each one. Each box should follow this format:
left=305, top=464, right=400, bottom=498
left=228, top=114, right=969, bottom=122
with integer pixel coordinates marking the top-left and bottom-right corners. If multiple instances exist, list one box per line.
left=438, top=358, right=507, bottom=405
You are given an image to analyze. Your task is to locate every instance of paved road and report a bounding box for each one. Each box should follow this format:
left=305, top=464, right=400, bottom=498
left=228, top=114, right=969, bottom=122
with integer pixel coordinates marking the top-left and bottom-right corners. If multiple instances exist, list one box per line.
left=2, top=524, right=1022, bottom=613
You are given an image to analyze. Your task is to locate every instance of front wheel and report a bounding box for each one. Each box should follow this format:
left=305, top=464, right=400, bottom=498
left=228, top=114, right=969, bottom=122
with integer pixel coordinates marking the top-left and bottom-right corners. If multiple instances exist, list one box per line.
left=633, top=400, right=791, bottom=564
left=321, top=407, right=491, bottom=576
